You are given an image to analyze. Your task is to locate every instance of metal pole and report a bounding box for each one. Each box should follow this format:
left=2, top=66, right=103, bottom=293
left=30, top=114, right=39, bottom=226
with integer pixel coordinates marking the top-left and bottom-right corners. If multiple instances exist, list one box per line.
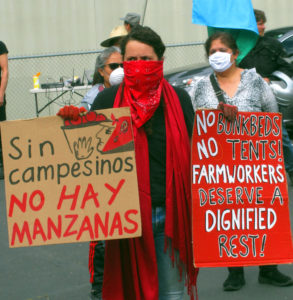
left=141, top=0, right=149, bottom=25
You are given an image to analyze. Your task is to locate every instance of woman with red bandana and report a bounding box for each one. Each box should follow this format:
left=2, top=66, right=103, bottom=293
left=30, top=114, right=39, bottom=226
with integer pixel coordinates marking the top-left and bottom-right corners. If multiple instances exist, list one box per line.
left=91, top=25, right=198, bottom=300
left=58, top=25, right=198, bottom=299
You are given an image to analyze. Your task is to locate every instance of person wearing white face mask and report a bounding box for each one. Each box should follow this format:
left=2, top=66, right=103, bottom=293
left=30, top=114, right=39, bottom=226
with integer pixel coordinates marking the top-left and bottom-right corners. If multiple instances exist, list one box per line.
left=109, top=66, right=124, bottom=86
left=80, top=46, right=124, bottom=111
left=189, top=31, right=293, bottom=292
left=208, top=51, right=233, bottom=73
left=189, top=31, right=277, bottom=117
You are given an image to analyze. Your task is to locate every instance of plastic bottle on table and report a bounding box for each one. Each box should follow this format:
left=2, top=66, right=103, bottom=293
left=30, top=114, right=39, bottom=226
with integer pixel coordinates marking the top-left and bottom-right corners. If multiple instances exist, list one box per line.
left=33, top=72, right=41, bottom=89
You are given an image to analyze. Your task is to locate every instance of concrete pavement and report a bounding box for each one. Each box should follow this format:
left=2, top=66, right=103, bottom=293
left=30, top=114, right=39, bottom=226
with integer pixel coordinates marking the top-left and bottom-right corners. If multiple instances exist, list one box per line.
left=1, top=177, right=293, bottom=300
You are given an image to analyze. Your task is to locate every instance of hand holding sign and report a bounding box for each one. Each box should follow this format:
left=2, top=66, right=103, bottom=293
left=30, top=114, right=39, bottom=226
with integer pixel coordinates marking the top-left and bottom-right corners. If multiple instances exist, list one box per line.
left=217, top=102, right=238, bottom=122
left=57, top=105, right=87, bottom=121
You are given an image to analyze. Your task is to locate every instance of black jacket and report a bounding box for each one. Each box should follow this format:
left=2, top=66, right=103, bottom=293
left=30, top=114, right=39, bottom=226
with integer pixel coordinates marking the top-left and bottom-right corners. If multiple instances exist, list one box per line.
left=239, top=36, right=293, bottom=78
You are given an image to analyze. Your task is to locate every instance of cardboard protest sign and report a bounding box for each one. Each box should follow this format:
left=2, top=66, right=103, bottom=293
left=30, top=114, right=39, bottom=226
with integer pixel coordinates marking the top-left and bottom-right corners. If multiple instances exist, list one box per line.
left=192, top=109, right=293, bottom=267
left=1, top=108, right=141, bottom=247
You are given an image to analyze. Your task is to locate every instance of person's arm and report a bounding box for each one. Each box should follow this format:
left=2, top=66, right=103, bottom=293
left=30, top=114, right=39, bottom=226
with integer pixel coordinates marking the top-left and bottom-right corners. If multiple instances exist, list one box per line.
left=0, top=52, right=8, bottom=106
left=259, top=77, right=279, bottom=113
left=79, top=84, right=101, bottom=111
left=91, top=85, right=118, bottom=111
left=270, top=38, right=293, bottom=78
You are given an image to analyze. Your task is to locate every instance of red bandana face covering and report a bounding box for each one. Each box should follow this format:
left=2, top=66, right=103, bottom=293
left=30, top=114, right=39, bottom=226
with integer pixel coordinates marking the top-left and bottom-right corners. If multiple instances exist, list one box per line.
left=123, top=60, right=164, bottom=127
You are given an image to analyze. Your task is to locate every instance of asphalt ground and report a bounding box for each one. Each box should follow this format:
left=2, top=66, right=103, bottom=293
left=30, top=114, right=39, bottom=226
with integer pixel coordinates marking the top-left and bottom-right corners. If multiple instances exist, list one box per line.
left=1, top=176, right=293, bottom=300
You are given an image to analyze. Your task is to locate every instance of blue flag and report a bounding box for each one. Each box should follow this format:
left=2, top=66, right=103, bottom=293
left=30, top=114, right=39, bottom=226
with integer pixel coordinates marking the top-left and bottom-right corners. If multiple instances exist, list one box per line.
left=192, top=0, right=258, bottom=34
left=192, top=0, right=259, bottom=63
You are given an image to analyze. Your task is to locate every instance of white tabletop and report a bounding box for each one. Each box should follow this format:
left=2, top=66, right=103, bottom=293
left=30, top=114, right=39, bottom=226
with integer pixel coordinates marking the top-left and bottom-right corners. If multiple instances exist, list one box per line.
left=29, top=85, right=92, bottom=94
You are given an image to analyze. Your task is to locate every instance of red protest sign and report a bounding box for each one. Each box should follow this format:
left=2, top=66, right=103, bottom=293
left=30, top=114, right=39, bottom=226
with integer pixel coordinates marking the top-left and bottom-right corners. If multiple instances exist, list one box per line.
left=192, top=109, right=293, bottom=267
left=1, top=108, right=141, bottom=248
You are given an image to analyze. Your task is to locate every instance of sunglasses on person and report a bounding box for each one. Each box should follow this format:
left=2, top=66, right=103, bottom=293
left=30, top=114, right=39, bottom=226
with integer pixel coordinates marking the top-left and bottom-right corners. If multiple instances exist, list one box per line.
left=105, top=63, right=124, bottom=70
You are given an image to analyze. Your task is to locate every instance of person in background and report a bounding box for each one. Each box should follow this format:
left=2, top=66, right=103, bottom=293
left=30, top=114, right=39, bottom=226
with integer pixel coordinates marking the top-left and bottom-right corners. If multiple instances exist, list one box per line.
left=239, top=9, right=293, bottom=80
left=100, top=25, right=128, bottom=48
left=189, top=31, right=293, bottom=292
left=0, top=41, right=8, bottom=180
left=239, top=9, right=293, bottom=185
left=120, top=12, right=141, bottom=33
left=80, top=46, right=123, bottom=111
left=100, top=13, right=139, bottom=49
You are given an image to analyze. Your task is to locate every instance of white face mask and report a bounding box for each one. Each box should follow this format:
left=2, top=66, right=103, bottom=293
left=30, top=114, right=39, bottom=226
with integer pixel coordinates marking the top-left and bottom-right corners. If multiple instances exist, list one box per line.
left=109, top=67, right=124, bottom=86
left=209, top=52, right=233, bottom=72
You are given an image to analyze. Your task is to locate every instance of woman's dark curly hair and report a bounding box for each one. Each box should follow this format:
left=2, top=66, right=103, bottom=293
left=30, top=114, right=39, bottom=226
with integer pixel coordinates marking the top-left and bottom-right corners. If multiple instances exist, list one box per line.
left=120, top=25, right=166, bottom=60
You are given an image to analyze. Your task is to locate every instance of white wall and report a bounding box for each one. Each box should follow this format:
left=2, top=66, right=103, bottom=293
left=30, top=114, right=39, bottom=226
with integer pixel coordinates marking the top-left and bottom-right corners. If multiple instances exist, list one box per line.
left=2, top=0, right=293, bottom=121
left=2, top=0, right=99, bottom=55
left=1, top=0, right=293, bottom=57
left=1, top=0, right=204, bottom=56
left=1, top=0, right=292, bottom=57
left=252, top=0, right=293, bottom=31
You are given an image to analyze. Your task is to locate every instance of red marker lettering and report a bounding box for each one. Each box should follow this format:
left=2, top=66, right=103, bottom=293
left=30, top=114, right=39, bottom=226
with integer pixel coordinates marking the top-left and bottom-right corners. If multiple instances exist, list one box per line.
left=105, top=179, right=125, bottom=206
left=8, top=193, right=28, bottom=217
left=57, top=185, right=80, bottom=210
left=124, top=209, right=139, bottom=234
left=109, top=212, right=123, bottom=236
left=76, top=216, right=94, bottom=240
left=94, top=212, right=109, bottom=239
left=63, top=214, right=78, bottom=237
left=80, top=184, right=99, bottom=209
left=32, top=218, right=47, bottom=242
left=10, top=221, right=32, bottom=246
left=47, top=215, right=62, bottom=240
